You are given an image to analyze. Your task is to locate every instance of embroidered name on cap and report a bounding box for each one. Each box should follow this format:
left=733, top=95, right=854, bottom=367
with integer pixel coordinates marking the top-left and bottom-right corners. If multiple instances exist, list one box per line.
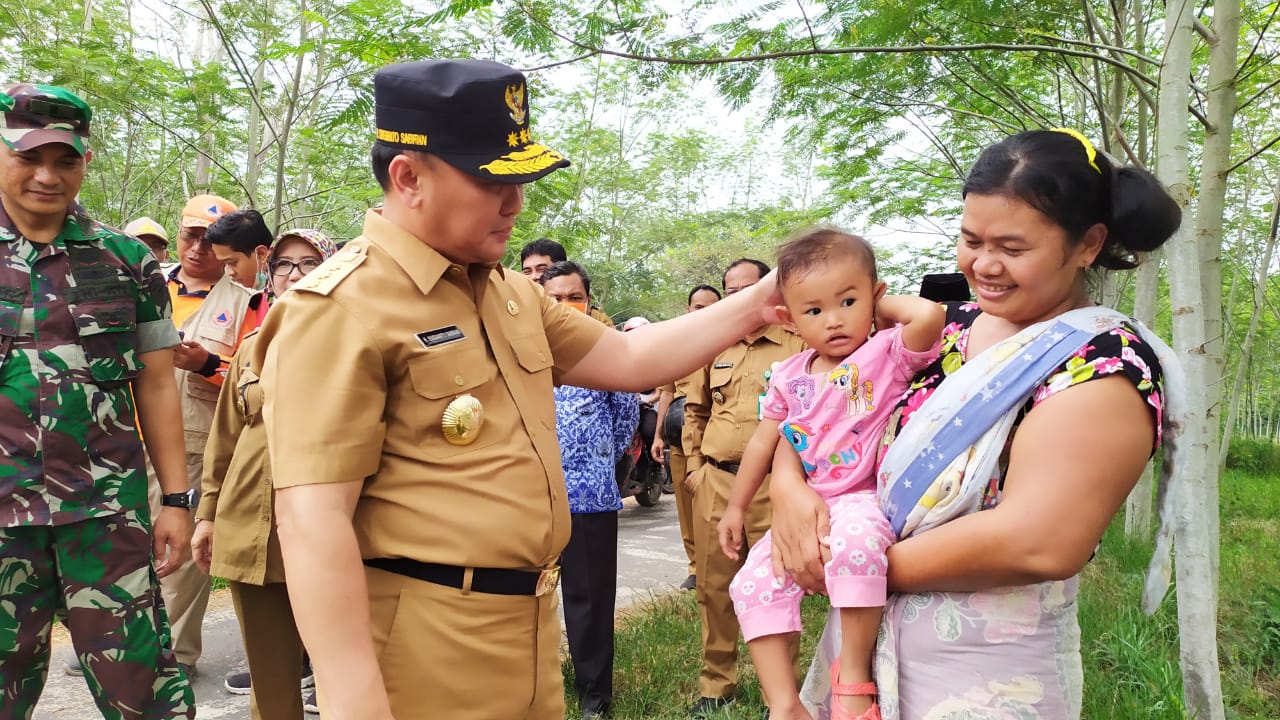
left=376, top=129, right=428, bottom=147
left=416, top=325, right=465, bottom=349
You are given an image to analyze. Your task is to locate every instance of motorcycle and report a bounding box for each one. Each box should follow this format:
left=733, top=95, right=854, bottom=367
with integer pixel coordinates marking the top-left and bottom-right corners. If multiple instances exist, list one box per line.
left=615, top=399, right=666, bottom=507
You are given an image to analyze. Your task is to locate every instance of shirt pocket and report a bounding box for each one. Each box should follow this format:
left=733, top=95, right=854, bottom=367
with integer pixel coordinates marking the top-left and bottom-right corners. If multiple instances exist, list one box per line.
left=236, top=363, right=263, bottom=422
left=0, top=302, right=18, bottom=372
left=708, top=366, right=733, bottom=401
left=509, top=331, right=554, bottom=376
left=406, top=342, right=499, bottom=458
left=70, top=300, right=142, bottom=385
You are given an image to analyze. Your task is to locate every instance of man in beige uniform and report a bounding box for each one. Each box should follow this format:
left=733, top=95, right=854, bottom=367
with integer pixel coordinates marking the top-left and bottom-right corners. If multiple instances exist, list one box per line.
left=652, top=283, right=723, bottom=591
left=683, top=259, right=806, bottom=717
left=254, top=59, right=786, bottom=720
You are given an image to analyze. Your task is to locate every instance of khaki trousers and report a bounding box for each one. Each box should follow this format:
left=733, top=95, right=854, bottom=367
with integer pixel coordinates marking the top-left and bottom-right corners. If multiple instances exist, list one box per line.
left=669, top=447, right=697, bottom=575
left=148, top=451, right=211, bottom=667
left=359, top=565, right=564, bottom=720
left=692, top=463, right=774, bottom=699
left=229, top=582, right=305, bottom=720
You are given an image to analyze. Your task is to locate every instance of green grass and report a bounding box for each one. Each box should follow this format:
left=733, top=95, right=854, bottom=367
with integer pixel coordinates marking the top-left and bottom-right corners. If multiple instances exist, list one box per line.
left=566, top=468, right=1280, bottom=719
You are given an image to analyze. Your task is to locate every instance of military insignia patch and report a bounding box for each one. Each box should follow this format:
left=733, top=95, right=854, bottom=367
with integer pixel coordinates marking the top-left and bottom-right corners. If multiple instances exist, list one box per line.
left=504, top=83, right=527, bottom=125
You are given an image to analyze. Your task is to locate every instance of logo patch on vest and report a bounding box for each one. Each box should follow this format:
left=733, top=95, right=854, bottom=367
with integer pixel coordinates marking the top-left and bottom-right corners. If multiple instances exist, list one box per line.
left=213, top=311, right=231, bottom=327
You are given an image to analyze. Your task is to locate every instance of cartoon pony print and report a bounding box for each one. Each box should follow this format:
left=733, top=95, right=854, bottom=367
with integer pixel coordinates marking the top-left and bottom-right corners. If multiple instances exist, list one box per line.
left=827, top=363, right=875, bottom=415
left=782, top=421, right=818, bottom=473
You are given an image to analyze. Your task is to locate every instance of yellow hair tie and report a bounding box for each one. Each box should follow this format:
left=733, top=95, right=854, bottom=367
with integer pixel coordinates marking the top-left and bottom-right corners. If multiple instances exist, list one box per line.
left=1051, top=127, right=1101, bottom=174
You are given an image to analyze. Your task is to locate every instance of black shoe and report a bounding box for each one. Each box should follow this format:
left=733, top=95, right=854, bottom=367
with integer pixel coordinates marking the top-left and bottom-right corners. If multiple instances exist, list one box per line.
left=582, top=705, right=611, bottom=720
left=680, top=574, right=697, bottom=591
left=224, top=671, right=251, bottom=695
left=689, top=696, right=734, bottom=717
left=64, top=658, right=84, bottom=676
left=304, top=689, right=319, bottom=715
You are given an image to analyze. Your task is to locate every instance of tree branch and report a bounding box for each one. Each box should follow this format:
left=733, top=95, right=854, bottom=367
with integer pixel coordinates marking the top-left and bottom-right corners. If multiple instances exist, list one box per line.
left=795, top=0, right=819, bottom=52
left=512, top=1, right=1160, bottom=87
left=1227, top=133, right=1280, bottom=176
left=523, top=52, right=600, bottom=72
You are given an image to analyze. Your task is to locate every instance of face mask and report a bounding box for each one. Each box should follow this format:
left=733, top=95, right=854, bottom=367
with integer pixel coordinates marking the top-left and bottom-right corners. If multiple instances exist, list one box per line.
left=253, top=250, right=269, bottom=291
left=564, top=301, right=589, bottom=314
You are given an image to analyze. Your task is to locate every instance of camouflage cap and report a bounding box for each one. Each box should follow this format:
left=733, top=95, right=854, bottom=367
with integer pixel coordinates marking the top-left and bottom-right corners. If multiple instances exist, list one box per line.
left=0, top=84, right=92, bottom=156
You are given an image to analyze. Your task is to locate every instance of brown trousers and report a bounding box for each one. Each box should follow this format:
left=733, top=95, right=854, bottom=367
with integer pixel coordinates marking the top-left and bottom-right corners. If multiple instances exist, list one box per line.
left=692, top=463, right=776, bottom=699
left=229, top=581, right=305, bottom=720
left=357, top=565, right=564, bottom=719
left=669, top=446, right=697, bottom=576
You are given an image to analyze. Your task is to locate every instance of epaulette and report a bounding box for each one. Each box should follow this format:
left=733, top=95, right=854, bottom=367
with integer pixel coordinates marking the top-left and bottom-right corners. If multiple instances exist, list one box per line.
left=292, top=243, right=367, bottom=296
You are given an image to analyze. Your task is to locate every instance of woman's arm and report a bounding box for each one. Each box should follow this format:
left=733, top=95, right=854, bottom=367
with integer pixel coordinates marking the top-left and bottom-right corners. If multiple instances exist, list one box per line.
left=886, top=374, right=1155, bottom=593
left=767, top=440, right=831, bottom=592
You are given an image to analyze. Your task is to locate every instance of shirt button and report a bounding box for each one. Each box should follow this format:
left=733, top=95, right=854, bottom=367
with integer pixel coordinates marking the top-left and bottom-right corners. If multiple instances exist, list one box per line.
left=454, top=375, right=465, bottom=386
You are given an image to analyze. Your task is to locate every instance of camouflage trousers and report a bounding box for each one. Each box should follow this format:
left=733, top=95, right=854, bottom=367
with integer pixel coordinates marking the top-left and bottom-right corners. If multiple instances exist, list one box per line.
left=0, top=511, right=194, bottom=720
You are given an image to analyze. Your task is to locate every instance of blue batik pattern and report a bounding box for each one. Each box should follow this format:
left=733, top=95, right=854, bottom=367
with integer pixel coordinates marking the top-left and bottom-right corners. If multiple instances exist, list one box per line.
left=554, top=385, right=639, bottom=514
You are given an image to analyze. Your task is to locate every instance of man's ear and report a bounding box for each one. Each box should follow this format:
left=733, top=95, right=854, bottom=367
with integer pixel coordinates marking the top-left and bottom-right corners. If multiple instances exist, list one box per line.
left=387, top=152, right=426, bottom=208
left=83, top=149, right=93, bottom=166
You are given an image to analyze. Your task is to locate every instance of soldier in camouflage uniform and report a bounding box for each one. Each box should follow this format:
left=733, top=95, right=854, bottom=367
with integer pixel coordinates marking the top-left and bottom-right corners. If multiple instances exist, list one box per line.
left=0, top=84, right=196, bottom=719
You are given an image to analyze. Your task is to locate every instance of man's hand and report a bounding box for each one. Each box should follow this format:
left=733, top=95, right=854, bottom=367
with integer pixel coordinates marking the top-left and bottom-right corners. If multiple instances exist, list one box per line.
left=650, top=436, right=665, bottom=463
left=153, top=507, right=194, bottom=578
left=172, top=340, right=212, bottom=372
left=190, top=520, right=214, bottom=574
left=684, top=466, right=702, bottom=493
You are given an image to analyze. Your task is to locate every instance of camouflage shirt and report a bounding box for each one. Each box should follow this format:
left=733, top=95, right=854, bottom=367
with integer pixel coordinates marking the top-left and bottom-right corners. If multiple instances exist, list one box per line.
left=0, top=200, right=179, bottom=527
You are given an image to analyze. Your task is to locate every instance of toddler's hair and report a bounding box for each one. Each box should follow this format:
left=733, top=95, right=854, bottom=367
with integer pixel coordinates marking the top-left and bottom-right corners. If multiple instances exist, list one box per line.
left=776, top=227, right=877, bottom=288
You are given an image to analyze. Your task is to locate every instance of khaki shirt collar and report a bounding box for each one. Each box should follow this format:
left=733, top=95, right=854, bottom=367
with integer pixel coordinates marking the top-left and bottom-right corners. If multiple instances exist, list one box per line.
left=745, top=323, right=790, bottom=346
left=361, top=209, right=502, bottom=304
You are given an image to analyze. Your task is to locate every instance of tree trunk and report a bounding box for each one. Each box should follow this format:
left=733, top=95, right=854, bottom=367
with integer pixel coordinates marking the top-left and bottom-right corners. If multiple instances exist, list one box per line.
left=1158, top=0, right=1236, bottom=716
left=1126, top=250, right=1160, bottom=537
left=1220, top=177, right=1279, bottom=464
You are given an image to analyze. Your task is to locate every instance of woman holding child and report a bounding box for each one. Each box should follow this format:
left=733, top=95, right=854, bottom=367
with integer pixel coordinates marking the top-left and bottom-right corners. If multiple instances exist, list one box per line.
left=765, top=129, right=1183, bottom=719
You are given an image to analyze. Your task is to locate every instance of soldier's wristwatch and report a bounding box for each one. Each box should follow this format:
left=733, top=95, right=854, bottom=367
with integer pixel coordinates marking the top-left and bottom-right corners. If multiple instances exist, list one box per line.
left=161, top=490, right=196, bottom=510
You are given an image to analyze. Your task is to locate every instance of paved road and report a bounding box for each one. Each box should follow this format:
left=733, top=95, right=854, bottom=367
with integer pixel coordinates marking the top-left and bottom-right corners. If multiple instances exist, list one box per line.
left=35, top=494, right=691, bottom=719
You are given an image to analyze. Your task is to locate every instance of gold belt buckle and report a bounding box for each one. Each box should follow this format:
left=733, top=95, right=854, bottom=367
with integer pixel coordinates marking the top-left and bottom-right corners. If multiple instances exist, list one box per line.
left=535, top=565, right=561, bottom=596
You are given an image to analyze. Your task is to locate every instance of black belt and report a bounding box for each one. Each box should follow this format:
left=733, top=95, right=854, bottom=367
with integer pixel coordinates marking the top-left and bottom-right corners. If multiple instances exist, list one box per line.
left=707, top=457, right=741, bottom=474
left=363, top=558, right=560, bottom=597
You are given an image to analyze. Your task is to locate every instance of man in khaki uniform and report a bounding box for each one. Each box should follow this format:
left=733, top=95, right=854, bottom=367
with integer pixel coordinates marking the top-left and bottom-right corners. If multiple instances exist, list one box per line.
left=652, top=284, right=722, bottom=590
left=254, top=59, right=786, bottom=720
left=683, top=259, right=806, bottom=717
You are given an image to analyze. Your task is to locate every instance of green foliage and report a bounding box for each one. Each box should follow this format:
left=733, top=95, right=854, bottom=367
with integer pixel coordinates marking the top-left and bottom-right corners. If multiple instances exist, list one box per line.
left=1224, top=437, right=1280, bottom=475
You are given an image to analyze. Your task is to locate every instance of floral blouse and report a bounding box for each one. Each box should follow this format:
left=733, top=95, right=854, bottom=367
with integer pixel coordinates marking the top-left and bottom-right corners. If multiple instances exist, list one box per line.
left=891, top=302, right=1165, bottom=510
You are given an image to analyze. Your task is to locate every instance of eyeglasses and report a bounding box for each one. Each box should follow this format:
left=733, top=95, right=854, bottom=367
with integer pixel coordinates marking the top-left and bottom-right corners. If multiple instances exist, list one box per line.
left=269, top=258, right=323, bottom=276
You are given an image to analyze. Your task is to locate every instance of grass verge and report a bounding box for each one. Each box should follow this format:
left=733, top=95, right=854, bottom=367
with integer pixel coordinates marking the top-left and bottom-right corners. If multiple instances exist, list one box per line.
left=568, top=468, right=1279, bottom=719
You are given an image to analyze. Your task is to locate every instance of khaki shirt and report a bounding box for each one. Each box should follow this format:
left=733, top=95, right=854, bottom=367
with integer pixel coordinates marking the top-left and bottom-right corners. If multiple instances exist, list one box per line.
left=198, top=331, right=283, bottom=584
left=683, top=325, right=805, bottom=473
left=257, top=210, right=606, bottom=571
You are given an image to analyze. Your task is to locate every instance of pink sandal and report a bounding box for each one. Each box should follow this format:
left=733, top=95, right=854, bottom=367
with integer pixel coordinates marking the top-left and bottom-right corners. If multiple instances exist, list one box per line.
left=829, top=658, right=882, bottom=720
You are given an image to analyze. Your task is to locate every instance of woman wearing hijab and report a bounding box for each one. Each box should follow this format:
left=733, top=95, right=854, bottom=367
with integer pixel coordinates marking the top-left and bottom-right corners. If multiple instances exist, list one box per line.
left=192, top=229, right=338, bottom=718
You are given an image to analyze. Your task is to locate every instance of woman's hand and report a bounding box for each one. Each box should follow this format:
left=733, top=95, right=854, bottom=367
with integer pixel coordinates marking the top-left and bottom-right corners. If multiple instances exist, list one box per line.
left=191, top=519, right=214, bottom=575
left=768, top=442, right=830, bottom=593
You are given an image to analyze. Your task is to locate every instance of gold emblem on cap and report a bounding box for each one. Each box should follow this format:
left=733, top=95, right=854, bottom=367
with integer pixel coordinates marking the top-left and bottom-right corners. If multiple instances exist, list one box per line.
left=479, top=144, right=565, bottom=177
left=504, top=84, right=527, bottom=125
left=442, top=394, right=484, bottom=445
